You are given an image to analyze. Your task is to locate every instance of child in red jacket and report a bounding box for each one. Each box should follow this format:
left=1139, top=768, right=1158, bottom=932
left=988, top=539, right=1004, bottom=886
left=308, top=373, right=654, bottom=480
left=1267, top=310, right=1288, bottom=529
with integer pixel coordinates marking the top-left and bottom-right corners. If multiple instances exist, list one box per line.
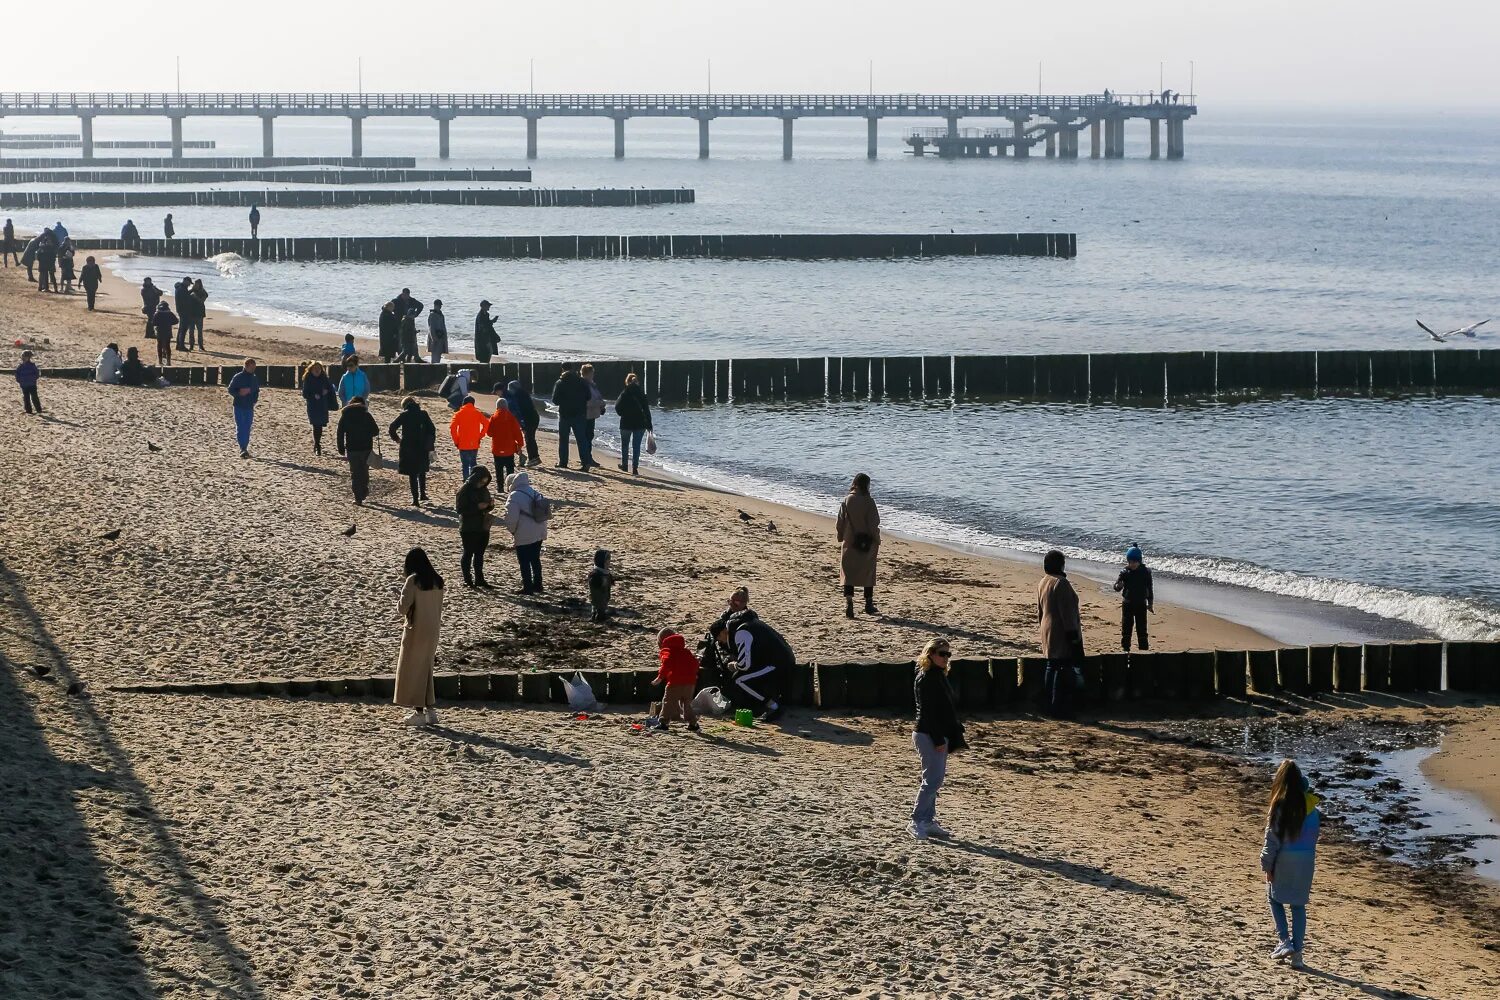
left=653, top=628, right=700, bottom=732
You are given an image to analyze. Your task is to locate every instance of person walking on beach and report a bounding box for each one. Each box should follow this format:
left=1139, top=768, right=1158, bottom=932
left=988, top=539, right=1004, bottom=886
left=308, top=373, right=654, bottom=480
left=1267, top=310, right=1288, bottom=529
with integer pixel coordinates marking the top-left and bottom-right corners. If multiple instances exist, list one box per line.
left=95, top=343, right=123, bottom=385
left=456, top=467, right=496, bottom=588
left=426, top=299, right=449, bottom=365
left=652, top=628, right=700, bottom=732
left=163, top=213, right=175, bottom=239
left=473, top=300, right=500, bottom=363
left=15, top=351, right=42, bottom=415
left=79, top=255, right=102, bottom=310
left=1114, top=544, right=1155, bottom=651
left=20, top=233, right=39, bottom=283
left=249, top=204, right=261, bottom=239
left=837, top=473, right=881, bottom=618
left=377, top=301, right=400, bottom=364
left=337, top=395, right=380, bottom=505
left=151, top=301, right=178, bottom=366
left=389, top=396, right=437, bottom=506
left=580, top=363, right=606, bottom=468
left=140, top=278, right=162, bottom=338
left=486, top=396, right=524, bottom=486
left=551, top=362, right=593, bottom=469
left=394, top=546, right=445, bottom=727
left=1037, top=549, right=1084, bottom=718
left=911, top=637, right=964, bottom=841
left=338, top=354, right=371, bottom=407
left=449, top=395, right=489, bottom=482
left=1261, top=759, right=1322, bottom=970
left=502, top=471, right=550, bottom=594
left=300, top=360, right=339, bottom=456
left=613, top=372, right=652, bottom=475
left=1, top=218, right=16, bottom=267
left=186, top=279, right=208, bottom=350
left=226, top=359, right=260, bottom=458
left=503, top=379, right=541, bottom=467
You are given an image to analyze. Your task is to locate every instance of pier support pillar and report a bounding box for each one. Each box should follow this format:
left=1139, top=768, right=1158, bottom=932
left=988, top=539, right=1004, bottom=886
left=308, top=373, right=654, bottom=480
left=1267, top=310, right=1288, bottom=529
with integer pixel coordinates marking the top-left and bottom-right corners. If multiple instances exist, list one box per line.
left=1149, top=118, right=1160, bottom=159
left=80, top=115, right=95, bottom=160
left=945, top=115, right=960, bottom=138
left=1167, top=118, right=1185, bottom=159
left=1011, top=117, right=1029, bottom=158
left=1045, top=130, right=1056, bottom=157
left=1105, top=118, right=1124, bottom=158
left=613, top=116, right=625, bottom=159
left=525, top=116, right=538, bottom=159
left=1089, top=119, right=1101, bottom=158
left=437, top=116, right=451, bottom=159
left=698, top=117, right=710, bottom=159
left=261, top=115, right=275, bottom=158
left=169, top=115, right=184, bottom=159
left=350, top=116, right=363, bottom=159
left=782, top=117, right=794, bottom=160
left=866, top=116, right=878, bottom=159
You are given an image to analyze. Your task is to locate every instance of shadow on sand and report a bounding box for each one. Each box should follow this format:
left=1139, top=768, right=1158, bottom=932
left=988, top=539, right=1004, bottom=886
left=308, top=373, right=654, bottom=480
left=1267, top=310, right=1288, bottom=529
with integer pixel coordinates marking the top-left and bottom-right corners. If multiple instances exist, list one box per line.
left=932, top=837, right=1184, bottom=901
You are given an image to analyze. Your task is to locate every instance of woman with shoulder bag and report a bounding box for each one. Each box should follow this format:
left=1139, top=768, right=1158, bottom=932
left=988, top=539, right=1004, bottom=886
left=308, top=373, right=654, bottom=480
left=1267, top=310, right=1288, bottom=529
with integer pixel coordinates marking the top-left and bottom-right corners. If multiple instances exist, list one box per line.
left=911, top=638, right=965, bottom=841
left=455, top=467, right=495, bottom=588
left=389, top=396, right=437, bottom=506
left=613, top=371, right=653, bottom=475
left=502, top=471, right=550, bottom=594
left=836, top=472, right=881, bottom=618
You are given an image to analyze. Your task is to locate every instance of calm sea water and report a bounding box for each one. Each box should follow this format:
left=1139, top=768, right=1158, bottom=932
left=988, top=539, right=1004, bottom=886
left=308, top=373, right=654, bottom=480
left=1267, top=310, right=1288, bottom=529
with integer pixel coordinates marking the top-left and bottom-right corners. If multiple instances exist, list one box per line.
left=11, top=111, right=1500, bottom=639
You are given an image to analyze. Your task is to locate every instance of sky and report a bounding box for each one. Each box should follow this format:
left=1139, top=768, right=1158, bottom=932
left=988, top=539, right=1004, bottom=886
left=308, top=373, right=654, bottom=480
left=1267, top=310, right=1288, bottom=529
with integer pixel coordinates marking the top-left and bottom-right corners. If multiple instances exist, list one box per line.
left=2, top=1, right=1493, bottom=109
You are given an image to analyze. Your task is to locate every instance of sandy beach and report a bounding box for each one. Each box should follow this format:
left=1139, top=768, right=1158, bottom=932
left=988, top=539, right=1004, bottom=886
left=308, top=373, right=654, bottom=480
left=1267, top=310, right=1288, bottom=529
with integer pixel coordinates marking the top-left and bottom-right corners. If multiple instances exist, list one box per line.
left=1425, top=716, right=1500, bottom=821
left=3, top=260, right=1499, bottom=998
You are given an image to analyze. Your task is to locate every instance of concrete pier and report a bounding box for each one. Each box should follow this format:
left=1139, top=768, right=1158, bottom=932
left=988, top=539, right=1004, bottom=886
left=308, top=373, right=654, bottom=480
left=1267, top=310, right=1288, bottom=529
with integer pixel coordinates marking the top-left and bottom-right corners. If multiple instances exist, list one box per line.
left=261, top=115, right=275, bottom=158
left=783, top=117, right=794, bottom=160
left=1011, top=117, right=1029, bottom=158
left=866, top=116, right=878, bottom=159
left=1090, top=120, right=1101, bottom=158
left=437, top=115, right=452, bottom=159
left=1167, top=117, right=1185, bottom=159
left=613, top=117, right=626, bottom=159
left=169, top=115, right=184, bottom=158
left=80, top=115, right=94, bottom=159
left=1045, top=131, right=1056, bottom=157
left=350, top=116, right=363, bottom=158
left=698, top=117, right=710, bottom=159
left=1150, top=118, right=1160, bottom=159
left=0, top=167, right=530, bottom=184
left=526, top=117, right=538, bottom=159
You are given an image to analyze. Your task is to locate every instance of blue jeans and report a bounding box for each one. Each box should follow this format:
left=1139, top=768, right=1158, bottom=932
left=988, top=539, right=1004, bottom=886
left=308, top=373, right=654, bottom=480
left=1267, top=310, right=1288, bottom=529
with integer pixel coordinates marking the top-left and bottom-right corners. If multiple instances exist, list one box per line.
left=557, top=416, right=591, bottom=468
left=911, top=732, right=948, bottom=826
left=515, top=541, right=544, bottom=591
left=1044, top=659, right=1077, bottom=717
left=459, top=448, right=478, bottom=481
left=233, top=406, right=254, bottom=452
left=1269, top=887, right=1306, bottom=951
left=622, top=428, right=645, bottom=470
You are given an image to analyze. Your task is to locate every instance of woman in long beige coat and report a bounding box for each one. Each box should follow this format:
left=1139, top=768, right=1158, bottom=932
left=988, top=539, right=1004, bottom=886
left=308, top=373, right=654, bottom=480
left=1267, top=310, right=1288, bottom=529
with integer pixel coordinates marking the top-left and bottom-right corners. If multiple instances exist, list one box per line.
left=836, top=472, right=881, bottom=618
left=395, top=547, right=445, bottom=726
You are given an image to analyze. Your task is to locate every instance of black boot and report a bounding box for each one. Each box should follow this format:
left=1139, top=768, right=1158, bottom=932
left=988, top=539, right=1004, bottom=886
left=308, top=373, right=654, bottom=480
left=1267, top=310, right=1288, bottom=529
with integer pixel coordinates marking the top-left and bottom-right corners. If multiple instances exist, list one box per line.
left=864, top=589, right=879, bottom=615
left=845, top=596, right=855, bottom=619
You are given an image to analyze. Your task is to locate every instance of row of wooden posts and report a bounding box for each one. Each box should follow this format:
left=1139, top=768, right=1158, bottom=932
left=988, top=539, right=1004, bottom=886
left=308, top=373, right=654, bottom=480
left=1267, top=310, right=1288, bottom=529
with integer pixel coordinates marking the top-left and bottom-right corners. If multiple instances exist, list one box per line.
left=0, top=167, right=531, bottom=184
left=4, top=188, right=696, bottom=209
left=0, top=155, right=418, bottom=168
left=118, top=640, right=1500, bottom=708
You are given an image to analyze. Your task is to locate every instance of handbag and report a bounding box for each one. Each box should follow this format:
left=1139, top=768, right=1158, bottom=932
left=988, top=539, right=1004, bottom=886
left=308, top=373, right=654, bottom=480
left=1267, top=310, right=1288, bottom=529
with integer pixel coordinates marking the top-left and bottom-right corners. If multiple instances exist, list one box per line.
left=854, top=532, right=873, bottom=553
left=646, top=430, right=658, bottom=455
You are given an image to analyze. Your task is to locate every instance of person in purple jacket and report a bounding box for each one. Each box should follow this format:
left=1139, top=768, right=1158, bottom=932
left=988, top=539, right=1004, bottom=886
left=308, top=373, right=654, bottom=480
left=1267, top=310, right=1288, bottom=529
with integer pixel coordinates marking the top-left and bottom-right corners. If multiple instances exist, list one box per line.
left=226, top=359, right=261, bottom=459
left=15, top=351, right=41, bottom=415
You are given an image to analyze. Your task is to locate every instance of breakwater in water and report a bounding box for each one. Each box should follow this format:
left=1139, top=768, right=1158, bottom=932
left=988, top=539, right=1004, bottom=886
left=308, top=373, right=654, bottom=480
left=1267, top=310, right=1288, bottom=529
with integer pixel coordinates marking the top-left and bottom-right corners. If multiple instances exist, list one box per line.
left=0, top=167, right=531, bottom=184
left=75, top=232, right=1076, bottom=261
left=0, top=138, right=215, bottom=149
left=29, top=350, right=1498, bottom=401
left=0, top=155, right=417, bottom=169
left=6, top=188, right=696, bottom=209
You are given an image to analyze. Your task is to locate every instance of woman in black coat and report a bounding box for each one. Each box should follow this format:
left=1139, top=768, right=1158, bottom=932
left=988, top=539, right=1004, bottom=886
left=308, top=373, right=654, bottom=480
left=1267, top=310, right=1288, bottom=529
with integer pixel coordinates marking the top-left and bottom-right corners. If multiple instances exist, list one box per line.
left=911, top=638, right=964, bottom=841
left=613, top=372, right=653, bottom=475
left=388, top=396, right=437, bottom=506
left=377, top=301, right=400, bottom=364
left=454, top=467, right=495, bottom=588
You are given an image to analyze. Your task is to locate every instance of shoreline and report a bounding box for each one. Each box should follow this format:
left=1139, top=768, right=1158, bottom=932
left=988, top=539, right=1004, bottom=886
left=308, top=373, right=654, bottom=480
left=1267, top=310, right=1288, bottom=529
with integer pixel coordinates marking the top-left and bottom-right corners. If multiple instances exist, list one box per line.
left=1422, top=715, right=1500, bottom=826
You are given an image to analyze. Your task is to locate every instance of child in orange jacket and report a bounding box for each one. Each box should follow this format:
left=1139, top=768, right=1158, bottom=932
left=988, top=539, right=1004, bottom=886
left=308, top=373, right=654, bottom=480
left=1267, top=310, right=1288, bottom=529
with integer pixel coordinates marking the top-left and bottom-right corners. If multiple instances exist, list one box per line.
left=653, top=628, right=700, bottom=732
left=487, top=402, right=525, bottom=485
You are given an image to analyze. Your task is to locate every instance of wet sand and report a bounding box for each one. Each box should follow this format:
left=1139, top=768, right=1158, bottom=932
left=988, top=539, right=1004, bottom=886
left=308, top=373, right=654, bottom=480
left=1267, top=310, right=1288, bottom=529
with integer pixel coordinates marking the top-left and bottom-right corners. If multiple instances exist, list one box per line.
left=1425, top=715, right=1500, bottom=822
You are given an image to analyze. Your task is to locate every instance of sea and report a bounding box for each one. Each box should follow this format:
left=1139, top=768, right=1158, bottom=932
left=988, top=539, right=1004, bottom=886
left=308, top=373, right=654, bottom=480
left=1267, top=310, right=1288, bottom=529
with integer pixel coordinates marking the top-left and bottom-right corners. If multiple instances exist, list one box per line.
left=9, top=110, right=1500, bottom=642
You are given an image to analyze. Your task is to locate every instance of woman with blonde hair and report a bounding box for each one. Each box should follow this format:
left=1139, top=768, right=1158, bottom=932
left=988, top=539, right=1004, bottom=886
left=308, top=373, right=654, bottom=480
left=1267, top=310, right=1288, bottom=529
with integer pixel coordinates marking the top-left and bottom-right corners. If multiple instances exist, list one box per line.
left=613, top=371, right=653, bottom=475
left=300, top=360, right=338, bottom=456
left=1260, top=759, right=1322, bottom=969
left=910, top=638, right=964, bottom=841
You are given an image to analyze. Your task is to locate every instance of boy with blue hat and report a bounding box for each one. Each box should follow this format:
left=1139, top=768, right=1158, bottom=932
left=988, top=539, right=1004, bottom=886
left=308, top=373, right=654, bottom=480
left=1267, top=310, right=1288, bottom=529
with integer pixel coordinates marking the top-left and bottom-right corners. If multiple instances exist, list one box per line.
left=1113, top=543, right=1154, bottom=651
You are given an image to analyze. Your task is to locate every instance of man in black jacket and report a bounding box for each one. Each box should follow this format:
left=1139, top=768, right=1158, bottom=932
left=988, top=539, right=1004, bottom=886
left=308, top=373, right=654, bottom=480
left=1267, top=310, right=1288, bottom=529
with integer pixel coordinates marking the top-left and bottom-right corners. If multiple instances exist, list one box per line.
left=336, top=396, right=380, bottom=505
left=377, top=301, right=400, bottom=364
left=714, top=608, right=794, bottom=722
left=474, top=300, right=500, bottom=362
left=550, top=363, right=594, bottom=469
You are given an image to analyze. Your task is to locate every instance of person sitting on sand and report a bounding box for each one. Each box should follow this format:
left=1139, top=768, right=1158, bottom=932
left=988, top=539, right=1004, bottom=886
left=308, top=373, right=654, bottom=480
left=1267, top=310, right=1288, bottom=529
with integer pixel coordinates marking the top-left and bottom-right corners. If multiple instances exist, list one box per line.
left=911, top=638, right=964, bottom=841
left=713, top=607, right=793, bottom=723
left=1261, top=759, right=1321, bottom=970
left=1037, top=549, right=1084, bottom=718
left=652, top=628, right=700, bottom=733
left=119, top=346, right=149, bottom=387
left=588, top=549, right=614, bottom=623
left=95, top=343, right=123, bottom=385
left=395, top=546, right=445, bottom=727
left=699, top=586, right=752, bottom=677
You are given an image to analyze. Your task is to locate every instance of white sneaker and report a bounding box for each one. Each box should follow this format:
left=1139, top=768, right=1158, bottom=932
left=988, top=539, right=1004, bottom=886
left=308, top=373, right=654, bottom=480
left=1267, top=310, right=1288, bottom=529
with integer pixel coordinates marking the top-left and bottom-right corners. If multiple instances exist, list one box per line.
left=926, top=821, right=954, bottom=840
left=401, top=711, right=425, bottom=727
left=425, top=707, right=438, bottom=726
left=907, top=822, right=930, bottom=841
left=1270, top=941, right=1293, bottom=961
left=1288, top=951, right=1305, bottom=970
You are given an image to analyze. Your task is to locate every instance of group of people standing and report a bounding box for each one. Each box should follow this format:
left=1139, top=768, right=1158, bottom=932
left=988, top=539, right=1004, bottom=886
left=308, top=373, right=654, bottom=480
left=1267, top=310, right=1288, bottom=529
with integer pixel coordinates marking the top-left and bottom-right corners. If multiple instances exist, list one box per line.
left=6, top=220, right=103, bottom=307
left=136, top=275, right=209, bottom=364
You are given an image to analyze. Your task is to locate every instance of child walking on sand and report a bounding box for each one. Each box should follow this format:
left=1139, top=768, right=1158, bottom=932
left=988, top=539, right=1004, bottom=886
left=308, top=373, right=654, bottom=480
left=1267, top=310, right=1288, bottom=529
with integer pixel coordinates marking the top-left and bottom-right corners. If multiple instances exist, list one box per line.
left=588, top=550, right=614, bottom=623
left=652, top=628, right=700, bottom=732
left=16, top=351, right=41, bottom=415
left=1113, top=543, right=1154, bottom=651
left=1260, top=759, right=1322, bottom=970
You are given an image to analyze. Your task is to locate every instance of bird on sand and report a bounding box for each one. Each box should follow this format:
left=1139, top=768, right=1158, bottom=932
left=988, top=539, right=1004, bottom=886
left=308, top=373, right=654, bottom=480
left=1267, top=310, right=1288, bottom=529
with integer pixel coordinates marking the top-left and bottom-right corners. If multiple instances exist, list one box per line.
left=147, top=442, right=163, bottom=452
left=767, top=520, right=778, bottom=533
left=737, top=509, right=754, bottom=523
left=101, top=528, right=121, bottom=541
left=1418, top=319, right=1489, bottom=343
left=341, top=524, right=357, bottom=537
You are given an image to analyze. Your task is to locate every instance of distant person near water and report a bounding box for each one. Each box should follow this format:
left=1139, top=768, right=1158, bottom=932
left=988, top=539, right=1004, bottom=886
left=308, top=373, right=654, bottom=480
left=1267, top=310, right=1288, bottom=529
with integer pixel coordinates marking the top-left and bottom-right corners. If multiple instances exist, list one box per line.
left=151, top=301, right=177, bottom=365
left=338, top=354, right=371, bottom=407
left=173, top=276, right=192, bottom=350
left=455, top=466, right=496, bottom=588
left=550, top=362, right=593, bottom=470
left=581, top=363, right=606, bottom=466
left=336, top=395, right=380, bottom=505
left=426, top=299, right=449, bottom=365
left=20, top=232, right=39, bottom=282
left=226, top=359, right=260, bottom=458
left=449, top=395, right=489, bottom=482
left=186, top=279, right=208, bottom=350
left=36, top=228, right=57, bottom=292
left=120, top=219, right=140, bottom=245
left=399, top=305, right=424, bottom=363
left=837, top=473, right=881, bottom=618
left=163, top=213, right=175, bottom=239
left=249, top=204, right=261, bottom=239
left=58, top=240, right=75, bottom=293
left=613, top=372, right=652, bottom=475
left=300, top=360, right=339, bottom=456
left=80, top=255, right=102, bottom=310
left=1114, top=544, right=1154, bottom=651
left=502, top=471, right=550, bottom=594
left=15, top=351, right=42, bottom=415
left=1260, top=759, right=1322, bottom=970
left=486, top=396, right=524, bottom=486
left=911, top=637, right=963, bottom=841
left=502, top=379, right=541, bottom=467
left=473, top=300, right=500, bottom=363
left=1037, top=549, right=1084, bottom=718
left=1, top=218, right=16, bottom=267
left=389, top=396, right=437, bottom=506
left=377, top=301, right=399, bottom=364
left=140, top=278, right=162, bottom=338
left=394, top=547, right=445, bottom=727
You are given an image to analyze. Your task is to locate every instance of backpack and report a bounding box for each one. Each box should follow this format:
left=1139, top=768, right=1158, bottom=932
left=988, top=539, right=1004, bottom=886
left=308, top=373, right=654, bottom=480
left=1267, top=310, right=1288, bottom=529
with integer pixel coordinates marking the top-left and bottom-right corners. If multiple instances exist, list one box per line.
left=529, top=491, right=553, bottom=522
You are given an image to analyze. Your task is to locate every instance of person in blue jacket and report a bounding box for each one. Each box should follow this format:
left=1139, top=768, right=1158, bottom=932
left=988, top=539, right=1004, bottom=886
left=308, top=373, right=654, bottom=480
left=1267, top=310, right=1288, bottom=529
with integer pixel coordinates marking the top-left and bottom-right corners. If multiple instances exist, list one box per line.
left=338, top=354, right=371, bottom=406
left=226, top=359, right=261, bottom=459
left=300, top=360, right=339, bottom=456
left=1260, top=759, right=1322, bottom=970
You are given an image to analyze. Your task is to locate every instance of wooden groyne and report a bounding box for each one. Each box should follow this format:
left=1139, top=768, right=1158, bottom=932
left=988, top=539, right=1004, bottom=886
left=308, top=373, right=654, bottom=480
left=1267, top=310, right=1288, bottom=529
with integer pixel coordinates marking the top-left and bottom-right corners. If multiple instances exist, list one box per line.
left=0, top=138, right=216, bottom=149
left=4, top=188, right=696, bottom=210
left=0, top=155, right=417, bottom=169
left=0, top=167, right=531, bottom=184
left=74, top=232, right=1076, bottom=261
left=107, top=639, right=1500, bottom=708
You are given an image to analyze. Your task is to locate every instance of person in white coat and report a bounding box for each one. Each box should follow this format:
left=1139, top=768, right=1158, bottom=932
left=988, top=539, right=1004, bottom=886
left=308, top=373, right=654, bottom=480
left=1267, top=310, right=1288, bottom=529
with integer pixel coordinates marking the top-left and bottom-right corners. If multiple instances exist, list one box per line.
left=95, top=343, right=123, bottom=385
left=502, top=471, right=550, bottom=594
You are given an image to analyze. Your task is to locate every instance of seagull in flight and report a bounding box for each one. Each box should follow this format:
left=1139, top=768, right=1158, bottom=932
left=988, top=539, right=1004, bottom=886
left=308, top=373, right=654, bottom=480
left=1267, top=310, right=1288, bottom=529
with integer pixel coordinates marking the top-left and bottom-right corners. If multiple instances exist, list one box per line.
left=1417, top=319, right=1489, bottom=343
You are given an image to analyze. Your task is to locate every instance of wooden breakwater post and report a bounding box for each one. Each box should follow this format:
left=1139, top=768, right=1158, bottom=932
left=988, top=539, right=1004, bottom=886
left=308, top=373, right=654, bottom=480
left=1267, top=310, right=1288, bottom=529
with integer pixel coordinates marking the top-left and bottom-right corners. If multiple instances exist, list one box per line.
left=1362, top=644, right=1392, bottom=692
left=0, top=187, right=696, bottom=210
left=1413, top=641, right=1443, bottom=691
left=1387, top=642, right=1420, bottom=692
left=1248, top=649, right=1279, bottom=695
left=1214, top=649, right=1247, bottom=699
left=1182, top=651, right=1217, bottom=700
left=1333, top=644, right=1363, bottom=692
left=1277, top=647, right=1310, bottom=695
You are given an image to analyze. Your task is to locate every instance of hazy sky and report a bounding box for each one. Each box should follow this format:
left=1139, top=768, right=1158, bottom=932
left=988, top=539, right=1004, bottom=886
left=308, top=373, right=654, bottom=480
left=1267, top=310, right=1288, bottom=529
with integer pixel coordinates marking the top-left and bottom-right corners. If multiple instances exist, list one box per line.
left=3, top=1, right=1492, bottom=109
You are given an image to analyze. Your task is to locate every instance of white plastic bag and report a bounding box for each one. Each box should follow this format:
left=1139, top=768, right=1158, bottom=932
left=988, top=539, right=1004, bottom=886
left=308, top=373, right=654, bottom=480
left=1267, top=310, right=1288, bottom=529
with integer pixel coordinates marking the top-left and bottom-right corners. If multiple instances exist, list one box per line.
left=646, top=431, right=658, bottom=455
left=561, top=671, right=598, bottom=712
left=691, top=686, right=731, bottom=718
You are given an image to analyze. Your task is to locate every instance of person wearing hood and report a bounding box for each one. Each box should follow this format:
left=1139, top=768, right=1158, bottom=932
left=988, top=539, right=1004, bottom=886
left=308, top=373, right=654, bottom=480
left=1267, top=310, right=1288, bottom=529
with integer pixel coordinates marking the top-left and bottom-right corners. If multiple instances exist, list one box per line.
left=95, top=343, right=123, bottom=385
left=58, top=240, right=76, bottom=293
left=455, top=467, right=496, bottom=588
left=173, top=276, right=193, bottom=351
left=1113, top=544, right=1155, bottom=651
left=140, top=278, right=163, bottom=337
left=1037, top=549, right=1084, bottom=718
left=550, top=362, right=593, bottom=469
left=449, top=395, right=489, bottom=482
left=249, top=204, right=261, bottom=238
left=15, top=351, right=41, bottom=415
left=1, top=218, right=16, bottom=267
left=1261, top=759, right=1322, bottom=969
left=336, top=395, right=380, bottom=504
left=151, top=301, right=178, bottom=365
left=120, top=219, right=141, bottom=245
left=80, top=255, right=102, bottom=310
left=163, top=213, right=175, bottom=239
left=52, top=221, right=69, bottom=243
left=613, top=372, right=652, bottom=475
left=185, top=279, right=208, bottom=350
left=713, top=607, right=794, bottom=723
left=587, top=549, right=614, bottom=623
left=501, top=471, right=549, bottom=594
left=503, top=380, right=541, bottom=466
left=20, top=232, right=41, bottom=282
left=486, top=397, right=525, bottom=486
left=389, top=395, right=437, bottom=505
left=120, top=346, right=149, bottom=387
left=398, top=304, right=424, bottom=363
left=837, top=473, right=881, bottom=618
left=652, top=628, right=701, bottom=732
left=36, top=228, right=57, bottom=292
left=377, top=301, right=400, bottom=364
left=473, top=300, right=500, bottom=363
left=300, top=360, right=339, bottom=456
left=394, top=546, right=445, bottom=727
left=426, top=299, right=449, bottom=365
left=226, top=359, right=260, bottom=459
